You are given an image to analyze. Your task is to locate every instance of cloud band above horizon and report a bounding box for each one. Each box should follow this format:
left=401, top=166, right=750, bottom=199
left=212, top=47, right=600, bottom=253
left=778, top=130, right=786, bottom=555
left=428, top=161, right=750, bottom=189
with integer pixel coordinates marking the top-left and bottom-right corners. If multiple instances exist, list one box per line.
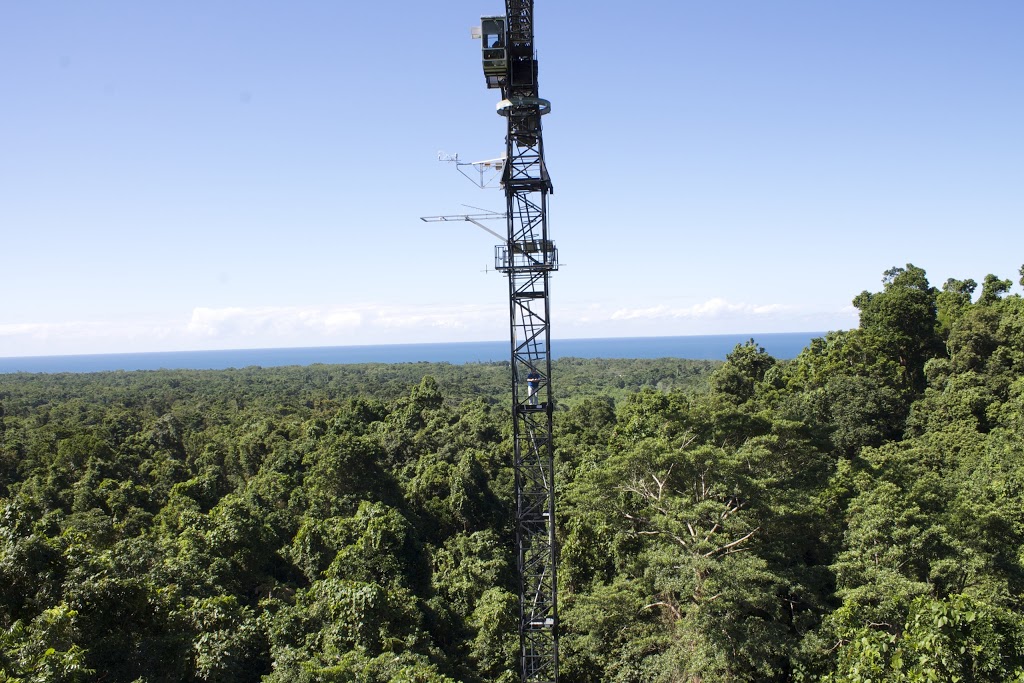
left=0, top=299, right=856, bottom=357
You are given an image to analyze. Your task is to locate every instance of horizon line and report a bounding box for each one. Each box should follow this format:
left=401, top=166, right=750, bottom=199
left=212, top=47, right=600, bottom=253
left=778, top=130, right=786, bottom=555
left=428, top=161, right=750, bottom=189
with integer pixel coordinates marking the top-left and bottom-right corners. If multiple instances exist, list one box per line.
left=0, top=330, right=835, bottom=362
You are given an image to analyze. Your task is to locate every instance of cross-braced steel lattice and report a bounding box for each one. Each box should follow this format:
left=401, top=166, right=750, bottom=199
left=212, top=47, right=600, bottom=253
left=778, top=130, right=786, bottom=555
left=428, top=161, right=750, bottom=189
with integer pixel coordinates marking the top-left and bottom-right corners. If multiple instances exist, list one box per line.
left=491, top=1, right=559, bottom=680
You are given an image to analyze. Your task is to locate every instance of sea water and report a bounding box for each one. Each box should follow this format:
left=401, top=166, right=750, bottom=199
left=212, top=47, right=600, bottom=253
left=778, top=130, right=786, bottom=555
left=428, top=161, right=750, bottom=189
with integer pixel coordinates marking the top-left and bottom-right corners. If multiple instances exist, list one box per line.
left=0, top=332, right=825, bottom=374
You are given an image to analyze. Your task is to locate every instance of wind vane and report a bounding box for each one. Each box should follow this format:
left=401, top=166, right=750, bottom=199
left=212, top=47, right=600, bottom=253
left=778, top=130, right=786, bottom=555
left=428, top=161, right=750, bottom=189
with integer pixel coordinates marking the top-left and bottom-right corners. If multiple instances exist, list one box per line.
left=437, top=151, right=506, bottom=189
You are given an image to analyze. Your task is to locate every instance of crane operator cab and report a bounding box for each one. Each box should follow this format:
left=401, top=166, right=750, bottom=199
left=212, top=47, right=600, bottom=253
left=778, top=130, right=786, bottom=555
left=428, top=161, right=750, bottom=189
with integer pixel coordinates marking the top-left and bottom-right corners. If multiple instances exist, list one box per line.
left=479, top=16, right=507, bottom=89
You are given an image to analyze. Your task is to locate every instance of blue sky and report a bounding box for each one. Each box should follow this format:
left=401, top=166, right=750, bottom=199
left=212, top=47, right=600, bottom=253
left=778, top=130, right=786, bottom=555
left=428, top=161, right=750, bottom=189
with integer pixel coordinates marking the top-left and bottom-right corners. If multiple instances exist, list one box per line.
left=2, top=1, right=1022, bottom=356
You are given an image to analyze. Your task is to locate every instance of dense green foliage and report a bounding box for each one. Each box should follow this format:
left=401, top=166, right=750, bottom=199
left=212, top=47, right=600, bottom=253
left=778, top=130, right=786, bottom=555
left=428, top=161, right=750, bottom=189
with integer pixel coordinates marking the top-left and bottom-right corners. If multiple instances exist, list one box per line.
left=2, top=264, right=1024, bottom=681
left=0, top=357, right=712, bottom=682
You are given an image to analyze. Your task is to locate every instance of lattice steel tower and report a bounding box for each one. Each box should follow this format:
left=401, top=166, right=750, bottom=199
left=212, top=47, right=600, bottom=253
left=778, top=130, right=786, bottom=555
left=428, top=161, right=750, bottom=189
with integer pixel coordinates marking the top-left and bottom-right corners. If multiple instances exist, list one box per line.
left=423, top=4, right=559, bottom=678
left=483, top=3, right=559, bottom=681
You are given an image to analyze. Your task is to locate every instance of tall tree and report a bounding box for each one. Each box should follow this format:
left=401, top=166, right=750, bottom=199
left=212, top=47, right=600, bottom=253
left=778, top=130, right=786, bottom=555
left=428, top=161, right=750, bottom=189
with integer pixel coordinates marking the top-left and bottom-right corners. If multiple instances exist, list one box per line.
left=852, top=264, right=943, bottom=393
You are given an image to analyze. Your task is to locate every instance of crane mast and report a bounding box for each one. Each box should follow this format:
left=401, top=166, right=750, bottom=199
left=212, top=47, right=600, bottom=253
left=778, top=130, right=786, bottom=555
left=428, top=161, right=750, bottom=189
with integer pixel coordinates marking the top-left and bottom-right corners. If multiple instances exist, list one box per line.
left=426, top=4, right=559, bottom=678
left=487, top=2, right=559, bottom=681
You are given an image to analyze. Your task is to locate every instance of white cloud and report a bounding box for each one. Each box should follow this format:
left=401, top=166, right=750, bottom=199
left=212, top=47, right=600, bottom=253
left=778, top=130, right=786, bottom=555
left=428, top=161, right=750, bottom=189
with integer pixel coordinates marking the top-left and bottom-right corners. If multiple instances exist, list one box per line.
left=556, top=298, right=857, bottom=338
left=0, top=320, right=151, bottom=342
left=0, top=303, right=509, bottom=357
left=0, top=299, right=857, bottom=358
left=185, top=304, right=505, bottom=337
left=373, top=304, right=499, bottom=330
left=0, top=323, right=50, bottom=338
left=607, top=298, right=794, bottom=321
left=186, top=306, right=366, bottom=337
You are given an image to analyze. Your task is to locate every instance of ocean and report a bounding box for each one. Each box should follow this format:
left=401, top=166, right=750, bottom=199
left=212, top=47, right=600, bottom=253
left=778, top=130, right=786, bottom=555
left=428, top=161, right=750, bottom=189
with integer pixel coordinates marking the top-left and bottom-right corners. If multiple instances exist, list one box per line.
left=0, top=332, right=824, bottom=374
